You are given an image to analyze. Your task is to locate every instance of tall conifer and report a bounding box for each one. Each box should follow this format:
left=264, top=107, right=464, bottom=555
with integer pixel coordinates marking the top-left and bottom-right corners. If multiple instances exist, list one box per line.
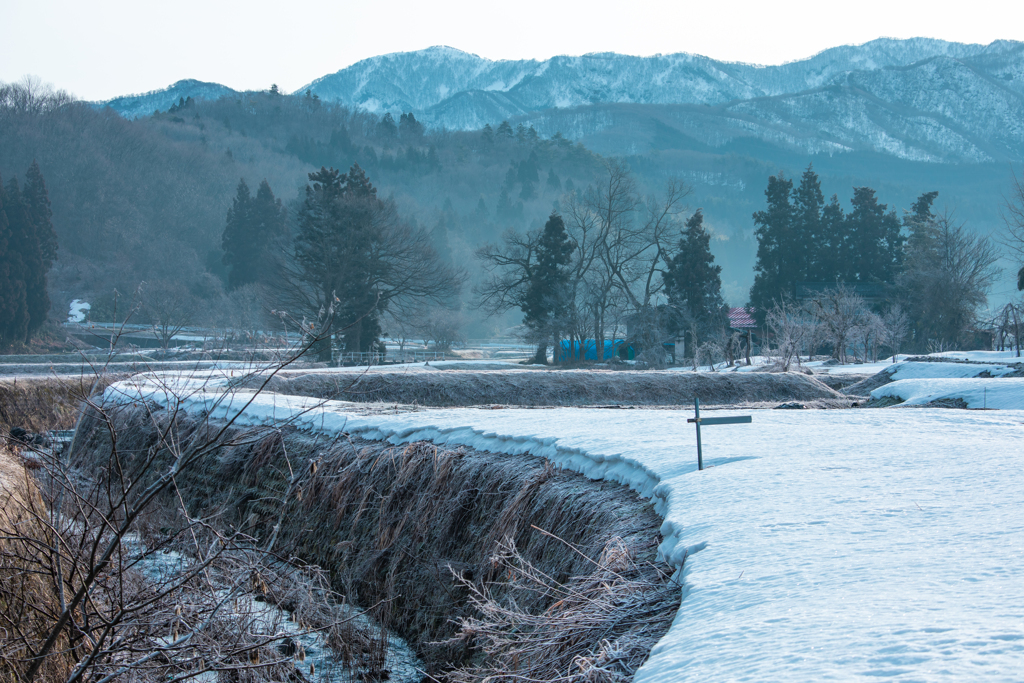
left=0, top=177, right=26, bottom=345
left=846, top=187, right=903, bottom=282
left=2, top=178, right=33, bottom=342
left=818, top=194, right=848, bottom=282
left=222, top=179, right=253, bottom=289
left=222, top=178, right=287, bottom=290
left=524, top=212, right=574, bottom=363
left=749, top=173, right=795, bottom=317
left=22, top=161, right=57, bottom=337
left=664, top=208, right=724, bottom=344
left=793, top=164, right=824, bottom=280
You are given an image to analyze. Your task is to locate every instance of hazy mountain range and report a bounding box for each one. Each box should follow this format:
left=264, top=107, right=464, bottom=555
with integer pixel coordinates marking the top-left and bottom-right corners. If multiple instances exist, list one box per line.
left=99, top=38, right=1024, bottom=164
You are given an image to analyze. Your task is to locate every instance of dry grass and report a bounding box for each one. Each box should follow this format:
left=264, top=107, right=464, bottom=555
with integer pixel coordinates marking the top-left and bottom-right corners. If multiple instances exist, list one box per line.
left=249, top=369, right=842, bottom=407
left=0, top=375, right=116, bottom=434
left=72, top=405, right=681, bottom=680
left=0, top=448, right=73, bottom=683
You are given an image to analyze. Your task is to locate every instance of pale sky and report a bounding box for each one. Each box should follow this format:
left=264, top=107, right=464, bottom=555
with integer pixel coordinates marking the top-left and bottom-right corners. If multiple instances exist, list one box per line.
left=4, top=0, right=1023, bottom=101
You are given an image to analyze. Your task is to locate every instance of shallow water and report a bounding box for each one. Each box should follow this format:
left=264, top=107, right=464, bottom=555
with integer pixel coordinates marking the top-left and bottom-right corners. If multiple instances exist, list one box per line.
left=123, top=534, right=423, bottom=683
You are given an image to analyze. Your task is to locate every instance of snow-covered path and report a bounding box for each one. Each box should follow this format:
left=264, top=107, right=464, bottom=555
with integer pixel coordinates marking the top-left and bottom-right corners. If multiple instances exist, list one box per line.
left=110, top=376, right=1024, bottom=680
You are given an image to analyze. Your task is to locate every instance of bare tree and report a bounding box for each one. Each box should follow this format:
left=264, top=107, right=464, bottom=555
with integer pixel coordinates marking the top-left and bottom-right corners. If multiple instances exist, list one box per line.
left=854, top=310, right=884, bottom=362
left=563, top=162, right=691, bottom=362
left=881, top=304, right=910, bottom=362
left=475, top=228, right=541, bottom=357
left=766, top=300, right=802, bottom=371
left=227, top=282, right=271, bottom=347
left=417, top=307, right=466, bottom=351
left=996, top=303, right=1022, bottom=357
left=813, top=285, right=868, bottom=363
left=143, top=280, right=197, bottom=350
left=1000, top=167, right=1024, bottom=291
left=901, top=210, right=1001, bottom=349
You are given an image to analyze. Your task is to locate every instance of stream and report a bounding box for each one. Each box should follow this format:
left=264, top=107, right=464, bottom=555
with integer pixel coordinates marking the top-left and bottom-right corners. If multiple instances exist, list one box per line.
left=123, top=534, right=423, bottom=683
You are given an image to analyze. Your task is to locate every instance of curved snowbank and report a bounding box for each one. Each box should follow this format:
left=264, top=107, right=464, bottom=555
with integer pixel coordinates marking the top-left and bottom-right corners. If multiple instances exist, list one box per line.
left=871, top=377, right=1024, bottom=409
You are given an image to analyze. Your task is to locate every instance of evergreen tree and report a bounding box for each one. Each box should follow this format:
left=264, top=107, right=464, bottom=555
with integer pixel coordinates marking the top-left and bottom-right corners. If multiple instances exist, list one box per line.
left=398, top=112, right=424, bottom=140
left=749, top=173, right=795, bottom=317
left=524, top=212, right=574, bottom=363
left=22, top=161, right=57, bottom=337
left=222, top=178, right=287, bottom=290
left=0, top=176, right=28, bottom=346
left=546, top=168, right=562, bottom=193
left=846, top=186, right=903, bottom=282
left=496, top=121, right=514, bottom=139
left=496, top=187, right=514, bottom=222
left=903, top=191, right=939, bottom=258
left=664, top=208, right=725, bottom=346
left=818, top=194, right=848, bottom=282
left=221, top=179, right=255, bottom=289
left=481, top=124, right=494, bottom=144
left=518, top=151, right=540, bottom=185
left=519, top=179, right=536, bottom=201
left=1, top=177, right=35, bottom=342
left=898, top=196, right=998, bottom=348
left=426, top=145, right=440, bottom=171
left=899, top=191, right=940, bottom=344
left=792, top=164, right=824, bottom=280
left=474, top=196, right=489, bottom=221
left=377, top=113, right=398, bottom=140
left=294, top=164, right=381, bottom=357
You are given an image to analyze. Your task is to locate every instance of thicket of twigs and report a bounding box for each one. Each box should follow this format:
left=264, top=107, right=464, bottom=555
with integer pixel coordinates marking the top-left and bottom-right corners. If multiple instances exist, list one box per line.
left=446, top=535, right=680, bottom=682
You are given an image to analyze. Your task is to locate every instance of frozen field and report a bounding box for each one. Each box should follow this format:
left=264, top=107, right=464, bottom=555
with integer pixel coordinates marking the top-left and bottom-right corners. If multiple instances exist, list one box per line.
left=110, top=370, right=1024, bottom=682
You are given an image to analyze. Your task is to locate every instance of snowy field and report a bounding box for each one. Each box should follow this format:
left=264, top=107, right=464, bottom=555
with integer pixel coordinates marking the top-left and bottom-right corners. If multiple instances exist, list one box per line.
left=109, top=371, right=1024, bottom=682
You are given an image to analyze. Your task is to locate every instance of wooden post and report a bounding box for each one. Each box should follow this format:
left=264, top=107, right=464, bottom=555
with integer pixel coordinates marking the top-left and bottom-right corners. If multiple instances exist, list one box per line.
left=687, top=400, right=752, bottom=471
left=694, top=397, right=704, bottom=470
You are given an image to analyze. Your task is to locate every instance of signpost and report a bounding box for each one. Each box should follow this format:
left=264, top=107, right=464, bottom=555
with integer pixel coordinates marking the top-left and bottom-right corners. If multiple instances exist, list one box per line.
left=687, top=397, right=752, bottom=470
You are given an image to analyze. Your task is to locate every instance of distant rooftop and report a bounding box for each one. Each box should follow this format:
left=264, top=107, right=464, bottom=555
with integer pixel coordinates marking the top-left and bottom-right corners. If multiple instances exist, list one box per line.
left=728, top=307, right=756, bottom=329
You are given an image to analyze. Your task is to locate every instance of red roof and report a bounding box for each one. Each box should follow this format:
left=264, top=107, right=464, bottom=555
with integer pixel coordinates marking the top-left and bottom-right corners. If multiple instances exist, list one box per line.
left=728, top=307, right=756, bottom=329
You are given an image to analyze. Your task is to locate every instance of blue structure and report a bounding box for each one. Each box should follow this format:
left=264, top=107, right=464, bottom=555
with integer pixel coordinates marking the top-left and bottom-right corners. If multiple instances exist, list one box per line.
left=559, top=339, right=629, bottom=361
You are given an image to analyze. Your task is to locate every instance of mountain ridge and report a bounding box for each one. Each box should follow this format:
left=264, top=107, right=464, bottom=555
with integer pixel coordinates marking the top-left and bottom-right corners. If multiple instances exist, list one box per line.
left=93, top=38, right=1024, bottom=164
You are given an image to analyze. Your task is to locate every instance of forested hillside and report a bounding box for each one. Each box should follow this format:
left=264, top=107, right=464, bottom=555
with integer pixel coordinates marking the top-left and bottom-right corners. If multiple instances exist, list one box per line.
left=0, top=84, right=609, bottom=336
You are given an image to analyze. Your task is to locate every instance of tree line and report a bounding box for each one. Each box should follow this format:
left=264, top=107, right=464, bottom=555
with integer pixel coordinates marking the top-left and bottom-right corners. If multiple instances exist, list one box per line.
left=749, top=164, right=1002, bottom=353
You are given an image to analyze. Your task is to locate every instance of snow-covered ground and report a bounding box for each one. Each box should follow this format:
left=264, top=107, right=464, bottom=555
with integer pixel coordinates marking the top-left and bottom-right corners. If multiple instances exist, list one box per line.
left=884, top=361, right=1019, bottom=380
left=872, top=378, right=1024, bottom=409
left=929, top=350, right=1024, bottom=363
left=105, top=372, right=1024, bottom=682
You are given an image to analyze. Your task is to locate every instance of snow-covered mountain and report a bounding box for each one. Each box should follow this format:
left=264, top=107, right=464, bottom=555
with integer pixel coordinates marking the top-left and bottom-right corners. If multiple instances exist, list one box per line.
left=302, top=39, right=1014, bottom=118
left=99, top=79, right=239, bottom=120
left=96, top=38, right=1024, bottom=163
